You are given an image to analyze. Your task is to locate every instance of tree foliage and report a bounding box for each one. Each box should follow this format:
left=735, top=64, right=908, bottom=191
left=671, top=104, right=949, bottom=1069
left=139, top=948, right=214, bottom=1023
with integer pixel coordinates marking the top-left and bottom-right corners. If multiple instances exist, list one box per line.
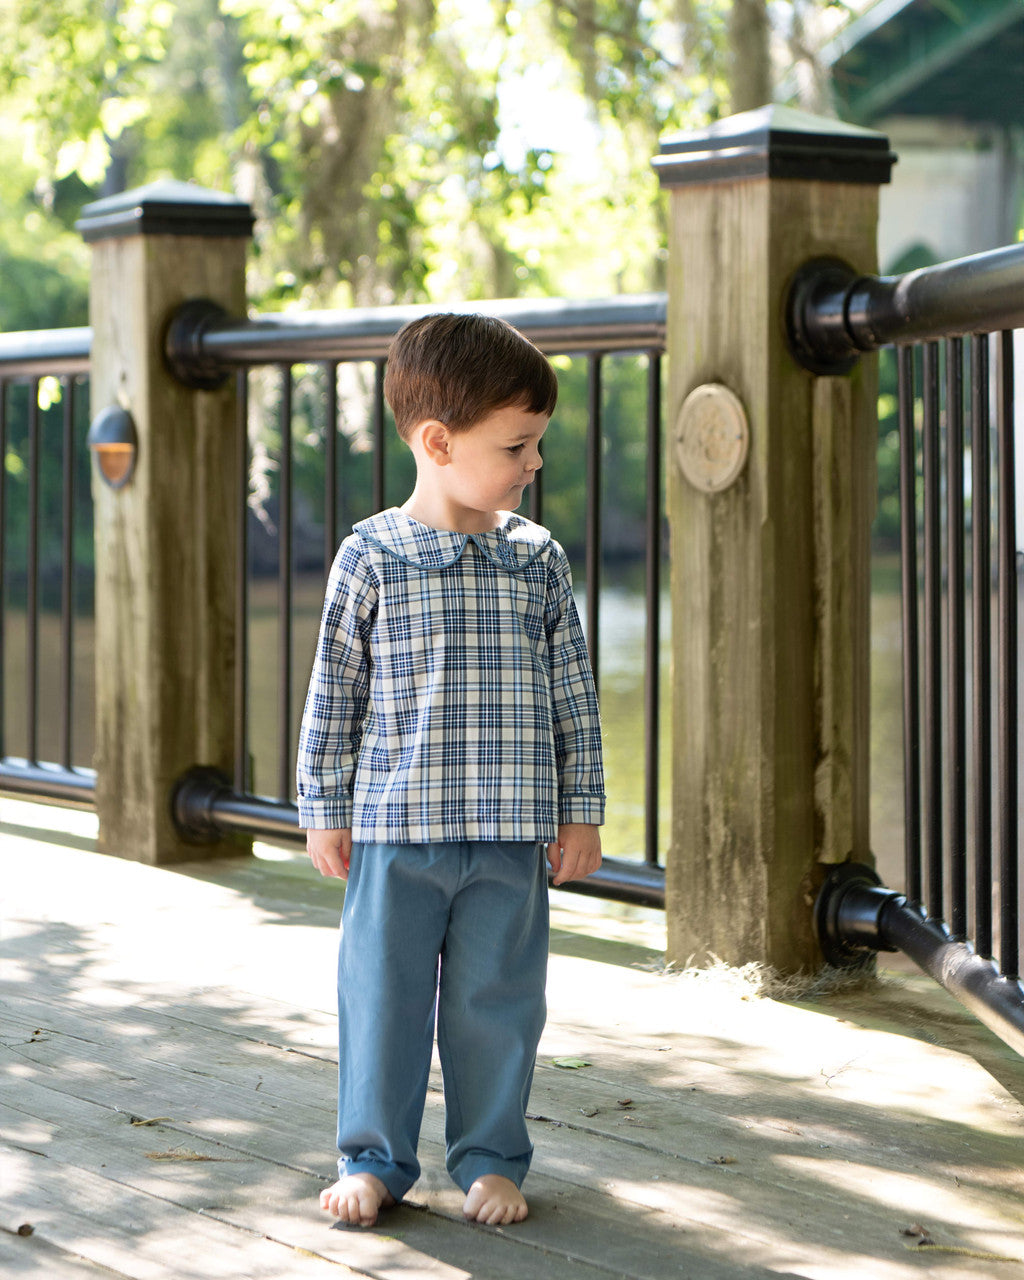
left=1, top=0, right=879, bottom=573
left=0, top=0, right=850, bottom=320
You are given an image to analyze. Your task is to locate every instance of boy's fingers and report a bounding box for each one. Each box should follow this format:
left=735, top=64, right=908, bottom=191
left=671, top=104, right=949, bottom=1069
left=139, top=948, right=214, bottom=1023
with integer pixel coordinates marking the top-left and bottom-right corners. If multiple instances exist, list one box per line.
left=552, top=845, right=601, bottom=884
left=552, top=850, right=573, bottom=884
left=307, top=831, right=351, bottom=880
left=311, top=849, right=341, bottom=878
left=548, top=847, right=574, bottom=884
left=548, top=833, right=601, bottom=884
left=325, top=851, right=350, bottom=880
left=551, top=845, right=584, bottom=884
left=566, top=850, right=591, bottom=882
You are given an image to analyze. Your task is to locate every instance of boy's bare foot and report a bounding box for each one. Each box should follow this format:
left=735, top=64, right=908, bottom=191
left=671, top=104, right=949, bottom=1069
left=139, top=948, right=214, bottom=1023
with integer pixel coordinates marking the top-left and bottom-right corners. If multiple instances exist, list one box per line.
left=320, top=1173, right=396, bottom=1227
left=462, top=1175, right=528, bottom=1225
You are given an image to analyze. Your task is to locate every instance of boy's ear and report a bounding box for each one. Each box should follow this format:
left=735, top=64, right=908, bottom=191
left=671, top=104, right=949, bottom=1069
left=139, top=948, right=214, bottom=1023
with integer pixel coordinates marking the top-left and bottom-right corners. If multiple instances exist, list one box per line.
left=418, top=419, right=452, bottom=466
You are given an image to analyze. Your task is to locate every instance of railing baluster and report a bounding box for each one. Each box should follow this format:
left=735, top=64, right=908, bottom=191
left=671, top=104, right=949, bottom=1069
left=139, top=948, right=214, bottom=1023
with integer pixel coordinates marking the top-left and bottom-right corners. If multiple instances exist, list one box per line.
left=372, top=358, right=386, bottom=513
left=921, top=342, right=944, bottom=919
left=644, top=352, right=662, bottom=867
left=235, top=371, right=250, bottom=792
left=970, top=334, right=993, bottom=959
left=0, top=380, right=7, bottom=760
left=325, top=361, right=339, bottom=569
left=897, top=345, right=922, bottom=906
left=528, top=436, right=544, bottom=525
left=60, top=377, right=76, bottom=769
left=27, top=380, right=40, bottom=765
left=585, top=355, right=602, bottom=689
left=278, top=365, right=294, bottom=803
left=995, top=331, right=1018, bottom=978
left=945, top=337, right=967, bottom=939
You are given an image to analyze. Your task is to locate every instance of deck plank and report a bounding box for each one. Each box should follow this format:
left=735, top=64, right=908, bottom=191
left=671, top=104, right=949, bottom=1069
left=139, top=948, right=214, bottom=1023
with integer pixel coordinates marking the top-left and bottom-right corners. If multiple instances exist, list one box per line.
left=5, top=979, right=1021, bottom=1279
left=2, top=1040, right=798, bottom=1280
left=7, top=985, right=1022, bottom=1218
left=10, top=980, right=1023, bottom=1185
left=0, top=1228, right=138, bottom=1279
left=2, top=1145, right=363, bottom=1279
left=3, top=809, right=1024, bottom=1279
left=3, top=1092, right=777, bottom=1280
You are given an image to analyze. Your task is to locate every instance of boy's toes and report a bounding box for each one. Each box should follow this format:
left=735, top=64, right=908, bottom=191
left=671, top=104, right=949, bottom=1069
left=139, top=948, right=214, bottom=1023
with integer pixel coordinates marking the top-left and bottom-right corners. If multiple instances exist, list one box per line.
left=320, top=1174, right=395, bottom=1226
left=463, top=1175, right=528, bottom=1225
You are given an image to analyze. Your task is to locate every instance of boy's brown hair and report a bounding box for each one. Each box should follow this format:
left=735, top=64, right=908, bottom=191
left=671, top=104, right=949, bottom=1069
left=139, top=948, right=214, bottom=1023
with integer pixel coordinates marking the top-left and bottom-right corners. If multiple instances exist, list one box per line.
left=384, top=313, right=558, bottom=441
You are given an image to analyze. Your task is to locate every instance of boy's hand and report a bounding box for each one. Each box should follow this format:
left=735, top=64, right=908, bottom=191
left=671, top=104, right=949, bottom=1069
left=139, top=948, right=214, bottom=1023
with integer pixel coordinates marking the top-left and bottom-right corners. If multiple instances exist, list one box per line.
left=546, top=823, right=602, bottom=886
left=306, top=828, right=352, bottom=880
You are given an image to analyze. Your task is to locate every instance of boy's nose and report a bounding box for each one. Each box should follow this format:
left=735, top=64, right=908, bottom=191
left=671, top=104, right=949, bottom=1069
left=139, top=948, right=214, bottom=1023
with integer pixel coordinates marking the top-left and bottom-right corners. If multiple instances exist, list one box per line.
left=526, top=449, right=543, bottom=472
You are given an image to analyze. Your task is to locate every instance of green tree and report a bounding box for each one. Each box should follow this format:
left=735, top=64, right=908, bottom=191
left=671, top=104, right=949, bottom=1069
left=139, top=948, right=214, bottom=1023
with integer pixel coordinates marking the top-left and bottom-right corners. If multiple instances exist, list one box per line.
left=0, top=0, right=858, bottom=581
left=0, top=0, right=847, bottom=317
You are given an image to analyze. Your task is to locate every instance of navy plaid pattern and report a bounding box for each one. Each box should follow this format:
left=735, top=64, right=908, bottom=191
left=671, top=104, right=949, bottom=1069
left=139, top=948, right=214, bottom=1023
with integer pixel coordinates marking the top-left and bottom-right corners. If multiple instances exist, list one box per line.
left=296, top=509, right=605, bottom=842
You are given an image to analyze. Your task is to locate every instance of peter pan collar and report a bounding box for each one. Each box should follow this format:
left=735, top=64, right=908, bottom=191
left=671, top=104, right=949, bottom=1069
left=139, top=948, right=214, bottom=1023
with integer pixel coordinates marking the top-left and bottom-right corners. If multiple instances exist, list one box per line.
left=353, top=508, right=551, bottom=571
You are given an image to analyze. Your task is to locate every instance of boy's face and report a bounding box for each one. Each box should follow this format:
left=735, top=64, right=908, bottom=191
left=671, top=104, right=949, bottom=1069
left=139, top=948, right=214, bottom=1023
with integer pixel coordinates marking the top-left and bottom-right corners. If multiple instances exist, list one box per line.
left=436, top=403, right=549, bottom=523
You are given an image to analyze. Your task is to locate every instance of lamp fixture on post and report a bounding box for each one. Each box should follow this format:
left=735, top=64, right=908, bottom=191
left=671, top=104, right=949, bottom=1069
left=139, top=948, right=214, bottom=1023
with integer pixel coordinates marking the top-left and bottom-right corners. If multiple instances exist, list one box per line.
left=87, top=405, right=138, bottom=488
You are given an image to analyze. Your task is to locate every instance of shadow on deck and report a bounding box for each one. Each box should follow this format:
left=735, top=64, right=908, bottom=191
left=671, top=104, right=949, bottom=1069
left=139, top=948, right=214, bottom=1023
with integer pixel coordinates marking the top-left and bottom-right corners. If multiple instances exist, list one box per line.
left=2, top=797, right=1022, bottom=1280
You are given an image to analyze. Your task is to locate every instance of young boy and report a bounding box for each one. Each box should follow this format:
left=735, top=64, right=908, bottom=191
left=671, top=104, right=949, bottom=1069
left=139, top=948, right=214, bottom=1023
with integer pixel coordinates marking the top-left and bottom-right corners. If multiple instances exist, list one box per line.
left=296, top=312, right=605, bottom=1229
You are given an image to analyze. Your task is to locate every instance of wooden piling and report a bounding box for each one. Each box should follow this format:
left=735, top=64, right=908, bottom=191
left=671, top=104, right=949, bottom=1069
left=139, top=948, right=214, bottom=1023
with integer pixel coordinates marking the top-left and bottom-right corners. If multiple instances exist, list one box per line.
left=78, top=181, right=254, bottom=864
left=654, top=107, right=895, bottom=970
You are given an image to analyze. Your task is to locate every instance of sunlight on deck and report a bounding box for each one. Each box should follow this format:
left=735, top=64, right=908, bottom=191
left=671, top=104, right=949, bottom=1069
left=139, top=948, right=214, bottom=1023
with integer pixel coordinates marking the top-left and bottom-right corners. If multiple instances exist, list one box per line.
left=4, top=794, right=1023, bottom=1280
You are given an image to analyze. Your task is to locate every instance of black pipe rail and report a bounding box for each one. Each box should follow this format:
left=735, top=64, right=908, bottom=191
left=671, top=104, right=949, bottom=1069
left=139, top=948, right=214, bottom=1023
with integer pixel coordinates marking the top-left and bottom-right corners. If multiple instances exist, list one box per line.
left=0, top=759, right=96, bottom=807
left=0, top=328, right=92, bottom=379
left=173, top=767, right=666, bottom=908
left=787, top=244, right=1024, bottom=372
left=817, top=864, right=1024, bottom=1058
left=165, top=294, right=667, bottom=388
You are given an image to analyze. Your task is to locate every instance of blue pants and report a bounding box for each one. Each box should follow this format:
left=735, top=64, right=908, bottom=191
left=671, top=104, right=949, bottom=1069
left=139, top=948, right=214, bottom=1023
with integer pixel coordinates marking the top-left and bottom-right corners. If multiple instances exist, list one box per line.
left=335, top=840, right=549, bottom=1201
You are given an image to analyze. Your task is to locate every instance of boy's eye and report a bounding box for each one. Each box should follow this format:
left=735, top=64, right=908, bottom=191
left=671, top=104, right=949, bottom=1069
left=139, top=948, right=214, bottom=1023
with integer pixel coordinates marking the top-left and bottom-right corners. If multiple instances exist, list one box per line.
left=507, top=443, right=526, bottom=455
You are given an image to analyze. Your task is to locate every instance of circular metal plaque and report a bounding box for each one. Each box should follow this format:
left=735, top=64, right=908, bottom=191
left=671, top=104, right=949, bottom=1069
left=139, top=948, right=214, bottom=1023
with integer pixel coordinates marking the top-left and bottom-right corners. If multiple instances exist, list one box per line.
left=674, top=383, right=750, bottom=493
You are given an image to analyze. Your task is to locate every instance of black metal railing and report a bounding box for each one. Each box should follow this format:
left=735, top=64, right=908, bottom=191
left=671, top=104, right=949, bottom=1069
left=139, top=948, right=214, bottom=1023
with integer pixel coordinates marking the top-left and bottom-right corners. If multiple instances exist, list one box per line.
left=0, top=301, right=668, bottom=905
left=791, top=244, right=1024, bottom=1055
left=0, top=327, right=95, bottom=806
left=167, top=294, right=669, bottom=906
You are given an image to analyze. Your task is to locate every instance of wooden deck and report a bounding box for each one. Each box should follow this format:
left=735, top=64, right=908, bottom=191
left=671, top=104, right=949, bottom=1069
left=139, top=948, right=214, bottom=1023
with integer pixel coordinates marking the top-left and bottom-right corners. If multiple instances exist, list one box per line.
left=3, top=798, right=1023, bottom=1280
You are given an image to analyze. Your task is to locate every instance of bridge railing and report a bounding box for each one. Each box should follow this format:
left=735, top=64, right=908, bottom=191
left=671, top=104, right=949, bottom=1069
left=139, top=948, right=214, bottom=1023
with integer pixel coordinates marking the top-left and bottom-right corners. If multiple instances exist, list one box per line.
left=0, top=329, right=93, bottom=804
left=6, top=109, right=1022, bottom=1058
left=789, top=244, right=1024, bottom=1053
left=0, top=301, right=669, bottom=905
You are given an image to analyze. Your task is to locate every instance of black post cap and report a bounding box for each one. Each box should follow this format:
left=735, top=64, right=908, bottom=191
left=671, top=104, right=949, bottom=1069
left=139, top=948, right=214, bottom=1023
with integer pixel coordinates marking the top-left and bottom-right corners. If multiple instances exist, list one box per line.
left=77, top=178, right=256, bottom=243
left=653, top=104, right=896, bottom=188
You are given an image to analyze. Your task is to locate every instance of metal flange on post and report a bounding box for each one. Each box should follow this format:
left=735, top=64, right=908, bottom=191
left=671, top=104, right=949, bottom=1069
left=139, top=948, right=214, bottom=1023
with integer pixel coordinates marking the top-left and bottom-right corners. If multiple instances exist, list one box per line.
left=164, top=298, right=233, bottom=390
left=813, top=862, right=901, bottom=968
left=172, top=766, right=233, bottom=844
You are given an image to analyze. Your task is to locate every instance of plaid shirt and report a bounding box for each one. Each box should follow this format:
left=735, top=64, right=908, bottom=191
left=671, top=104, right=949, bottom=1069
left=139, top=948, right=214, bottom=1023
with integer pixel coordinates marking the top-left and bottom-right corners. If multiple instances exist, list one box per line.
left=296, top=508, right=605, bottom=842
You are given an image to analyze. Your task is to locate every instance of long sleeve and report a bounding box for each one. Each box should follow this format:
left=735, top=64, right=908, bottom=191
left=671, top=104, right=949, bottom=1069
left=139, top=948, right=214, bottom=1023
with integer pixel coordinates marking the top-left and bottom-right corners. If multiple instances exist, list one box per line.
left=544, top=550, right=606, bottom=825
left=296, top=540, right=377, bottom=829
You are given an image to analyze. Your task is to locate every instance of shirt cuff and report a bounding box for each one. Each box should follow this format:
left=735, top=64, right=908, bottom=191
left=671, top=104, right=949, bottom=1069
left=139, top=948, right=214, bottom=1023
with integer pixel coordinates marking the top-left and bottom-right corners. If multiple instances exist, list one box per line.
left=297, top=796, right=352, bottom=830
left=558, top=796, right=605, bottom=826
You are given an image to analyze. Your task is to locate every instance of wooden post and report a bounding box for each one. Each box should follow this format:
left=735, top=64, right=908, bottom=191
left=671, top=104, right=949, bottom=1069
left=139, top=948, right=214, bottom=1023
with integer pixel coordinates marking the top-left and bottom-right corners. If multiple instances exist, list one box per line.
left=78, top=180, right=254, bottom=864
left=653, top=106, right=895, bottom=971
